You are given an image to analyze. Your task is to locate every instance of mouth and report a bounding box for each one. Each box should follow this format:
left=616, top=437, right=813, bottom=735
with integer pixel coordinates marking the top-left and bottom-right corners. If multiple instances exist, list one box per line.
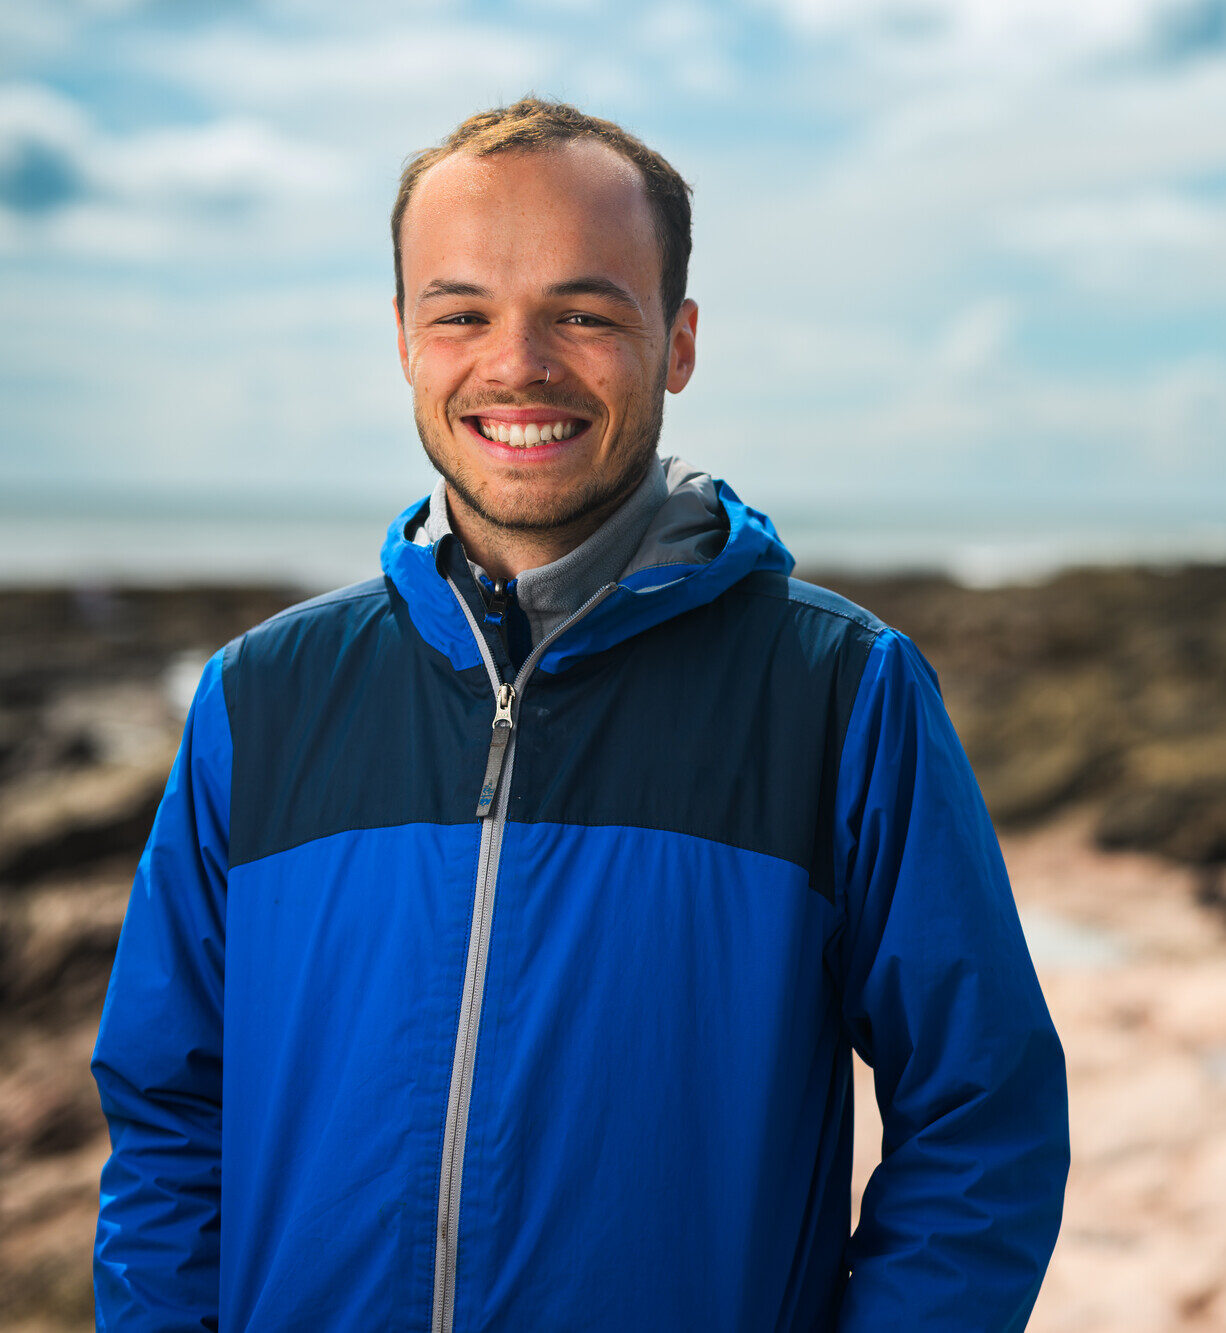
left=461, top=412, right=594, bottom=449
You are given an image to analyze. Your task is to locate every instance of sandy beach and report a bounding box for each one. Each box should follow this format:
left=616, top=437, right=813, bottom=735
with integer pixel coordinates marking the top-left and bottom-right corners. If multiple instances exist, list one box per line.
left=2, top=569, right=1224, bottom=1329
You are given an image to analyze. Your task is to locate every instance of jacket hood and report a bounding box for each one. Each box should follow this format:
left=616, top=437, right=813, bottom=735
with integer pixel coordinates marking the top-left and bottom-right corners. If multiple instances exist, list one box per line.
left=380, top=455, right=794, bottom=674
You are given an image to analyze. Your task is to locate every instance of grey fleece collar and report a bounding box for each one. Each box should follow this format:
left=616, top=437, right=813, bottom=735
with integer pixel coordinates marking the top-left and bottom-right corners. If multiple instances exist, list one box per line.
left=417, top=455, right=671, bottom=646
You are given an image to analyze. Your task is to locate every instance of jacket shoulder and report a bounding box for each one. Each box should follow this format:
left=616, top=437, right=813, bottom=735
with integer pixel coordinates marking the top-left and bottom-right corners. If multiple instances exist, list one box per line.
left=727, top=569, right=889, bottom=642
left=224, top=576, right=389, bottom=652
left=244, top=575, right=390, bottom=635
left=220, top=576, right=396, bottom=705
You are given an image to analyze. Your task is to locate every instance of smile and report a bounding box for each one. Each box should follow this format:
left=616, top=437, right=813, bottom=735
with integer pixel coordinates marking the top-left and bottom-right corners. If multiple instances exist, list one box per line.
left=463, top=416, right=591, bottom=448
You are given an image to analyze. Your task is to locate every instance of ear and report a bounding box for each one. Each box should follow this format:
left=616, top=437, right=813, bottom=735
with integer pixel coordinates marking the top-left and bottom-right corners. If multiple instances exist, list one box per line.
left=393, top=296, right=412, bottom=387
left=666, top=298, right=698, bottom=394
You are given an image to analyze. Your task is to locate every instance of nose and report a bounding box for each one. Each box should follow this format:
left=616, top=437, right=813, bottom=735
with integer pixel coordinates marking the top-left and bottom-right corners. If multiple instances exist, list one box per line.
left=476, top=315, right=552, bottom=392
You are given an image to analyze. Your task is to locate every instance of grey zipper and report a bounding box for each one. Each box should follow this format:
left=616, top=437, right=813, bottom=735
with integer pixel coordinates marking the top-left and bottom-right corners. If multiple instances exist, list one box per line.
left=431, top=577, right=617, bottom=1333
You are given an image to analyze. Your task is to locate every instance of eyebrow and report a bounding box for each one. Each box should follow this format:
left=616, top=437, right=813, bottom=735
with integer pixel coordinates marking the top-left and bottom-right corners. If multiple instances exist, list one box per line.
left=543, top=277, right=642, bottom=314
left=416, top=276, right=642, bottom=315
left=417, top=279, right=492, bottom=304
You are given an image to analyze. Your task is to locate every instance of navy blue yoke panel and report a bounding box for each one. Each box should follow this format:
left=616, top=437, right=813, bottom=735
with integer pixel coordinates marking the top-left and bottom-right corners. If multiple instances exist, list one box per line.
left=222, top=571, right=882, bottom=893
left=511, top=571, right=881, bottom=898
left=223, top=577, right=493, bottom=867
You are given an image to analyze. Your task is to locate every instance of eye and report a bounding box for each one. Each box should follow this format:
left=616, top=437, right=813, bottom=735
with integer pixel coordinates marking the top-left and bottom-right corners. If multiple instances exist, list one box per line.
left=561, top=313, right=611, bottom=327
left=436, top=313, right=485, bottom=326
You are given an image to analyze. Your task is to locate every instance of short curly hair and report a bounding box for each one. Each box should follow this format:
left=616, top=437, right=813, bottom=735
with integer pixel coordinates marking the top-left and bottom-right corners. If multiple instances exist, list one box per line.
left=391, top=95, right=693, bottom=329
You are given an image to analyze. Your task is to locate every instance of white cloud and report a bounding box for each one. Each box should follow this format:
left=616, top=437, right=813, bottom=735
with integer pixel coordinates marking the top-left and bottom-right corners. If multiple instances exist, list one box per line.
left=3, top=0, right=1223, bottom=534
left=690, top=295, right=1013, bottom=403
left=133, top=23, right=557, bottom=110
left=0, top=83, right=350, bottom=259
left=756, top=0, right=1200, bottom=75
left=932, top=298, right=1014, bottom=377
left=0, top=271, right=426, bottom=501
left=0, top=5, right=76, bottom=74
left=1007, top=189, right=1226, bottom=298
left=683, top=49, right=1226, bottom=328
left=639, top=0, right=722, bottom=46
left=0, top=80, right=91, bottom=163
left=668, top=340, right=1226, bottom=508
left=1144, top=354, right=1226, bottom=465
left=108, top=118, right=345, bottom=204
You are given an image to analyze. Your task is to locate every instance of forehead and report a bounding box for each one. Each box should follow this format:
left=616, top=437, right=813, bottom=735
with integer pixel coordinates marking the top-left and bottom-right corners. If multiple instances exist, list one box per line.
left=401, top=140, right=661, bottom=307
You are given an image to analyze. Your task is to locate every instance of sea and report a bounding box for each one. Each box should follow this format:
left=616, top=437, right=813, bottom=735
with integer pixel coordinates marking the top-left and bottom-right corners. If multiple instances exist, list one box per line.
left=2, top=500, right=1225, bottom=592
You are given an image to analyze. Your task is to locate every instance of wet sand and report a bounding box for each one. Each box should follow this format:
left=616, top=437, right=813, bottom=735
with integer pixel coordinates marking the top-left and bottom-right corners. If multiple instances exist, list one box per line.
left=852, top=814, right=1226, bottom=1331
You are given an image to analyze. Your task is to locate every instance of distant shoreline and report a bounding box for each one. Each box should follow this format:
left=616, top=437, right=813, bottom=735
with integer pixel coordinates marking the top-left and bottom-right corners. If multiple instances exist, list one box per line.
left=3, top=507, right=1225, bottom=592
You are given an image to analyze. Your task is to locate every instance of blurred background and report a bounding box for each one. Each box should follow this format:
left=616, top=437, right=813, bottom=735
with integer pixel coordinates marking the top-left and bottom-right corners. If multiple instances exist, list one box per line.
left=1, top=2, right=1224, bottom=1330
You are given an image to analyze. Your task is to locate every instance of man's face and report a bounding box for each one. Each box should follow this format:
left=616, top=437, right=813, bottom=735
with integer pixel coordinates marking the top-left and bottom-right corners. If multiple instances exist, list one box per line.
left=395, top=140, right=697, bottom=538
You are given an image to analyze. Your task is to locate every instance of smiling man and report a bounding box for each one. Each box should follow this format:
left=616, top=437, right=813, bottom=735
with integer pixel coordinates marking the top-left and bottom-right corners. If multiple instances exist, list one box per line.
left=93, top=98, right=1069, bottom=1332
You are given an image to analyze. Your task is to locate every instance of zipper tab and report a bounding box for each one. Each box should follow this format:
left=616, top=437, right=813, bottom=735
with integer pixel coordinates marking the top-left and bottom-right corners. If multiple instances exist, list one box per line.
left=475, top=683, right=515, bottom=818
left=483, top=578, right=509, bottom=629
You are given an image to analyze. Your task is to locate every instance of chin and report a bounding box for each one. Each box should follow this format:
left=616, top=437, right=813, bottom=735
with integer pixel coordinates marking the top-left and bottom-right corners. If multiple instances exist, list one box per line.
left=477, top=488, right=608, bottom=535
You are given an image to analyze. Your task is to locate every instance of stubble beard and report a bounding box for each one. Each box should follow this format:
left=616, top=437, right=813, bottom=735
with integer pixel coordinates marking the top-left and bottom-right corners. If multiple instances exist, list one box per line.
left=415, top=358, right=668, bottom=539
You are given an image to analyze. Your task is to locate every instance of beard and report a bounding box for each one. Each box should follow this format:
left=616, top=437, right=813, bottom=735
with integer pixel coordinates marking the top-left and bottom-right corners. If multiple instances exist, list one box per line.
left=415, top=356, right=668, bottom=537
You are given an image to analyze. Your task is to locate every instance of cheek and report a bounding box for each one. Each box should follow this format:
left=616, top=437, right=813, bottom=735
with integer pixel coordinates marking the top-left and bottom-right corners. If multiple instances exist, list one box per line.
left=574, top=344, right=643, bottom=398
left=408, top=337, right=468, bottom=396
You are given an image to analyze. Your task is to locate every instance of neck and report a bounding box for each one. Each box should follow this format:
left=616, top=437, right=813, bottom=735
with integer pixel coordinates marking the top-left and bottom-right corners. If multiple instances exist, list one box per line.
left=444, top=485, right=640, bottom=580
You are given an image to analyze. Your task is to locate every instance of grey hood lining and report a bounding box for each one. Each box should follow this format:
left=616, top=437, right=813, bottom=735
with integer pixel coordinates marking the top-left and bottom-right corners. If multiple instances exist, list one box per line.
left=618, top=456, right=728, bottom=587
left=406, top=453, right=728, bottom=642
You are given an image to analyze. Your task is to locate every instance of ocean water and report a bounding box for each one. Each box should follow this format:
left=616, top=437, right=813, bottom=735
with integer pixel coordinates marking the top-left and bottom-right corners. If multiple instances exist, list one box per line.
left=2, top=504, right=1224, bottom=591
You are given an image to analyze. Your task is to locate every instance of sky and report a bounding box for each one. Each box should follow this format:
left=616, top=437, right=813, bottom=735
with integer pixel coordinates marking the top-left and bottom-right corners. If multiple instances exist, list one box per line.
left=1, top=0, right=1224, bottom=539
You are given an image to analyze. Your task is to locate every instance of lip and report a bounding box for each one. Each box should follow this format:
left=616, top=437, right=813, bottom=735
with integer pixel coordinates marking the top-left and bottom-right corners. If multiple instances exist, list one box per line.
left=459, top=415, right=595, bottom=461
left=462, top=407, right=593, bottom=426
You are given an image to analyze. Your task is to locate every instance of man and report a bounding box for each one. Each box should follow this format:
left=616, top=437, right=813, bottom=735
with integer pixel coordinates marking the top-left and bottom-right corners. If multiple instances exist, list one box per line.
left=93, top=97, right=1069, bottom=1331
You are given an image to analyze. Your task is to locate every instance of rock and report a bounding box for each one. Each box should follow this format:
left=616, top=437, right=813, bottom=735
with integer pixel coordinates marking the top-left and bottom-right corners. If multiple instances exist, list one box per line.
left=0, top=750, right=176, bottom=889
left=0, top=869, right=131, bottom=1026
left=814, top=564, right=1226, bottom=868
left=1097, top=782, right=1226, bottom=867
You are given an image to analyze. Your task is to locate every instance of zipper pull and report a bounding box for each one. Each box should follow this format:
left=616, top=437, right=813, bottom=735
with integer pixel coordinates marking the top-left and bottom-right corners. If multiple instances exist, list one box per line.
left=483, top=578, right=509, bottom=628
left=475, top=683, right=515, bottom=818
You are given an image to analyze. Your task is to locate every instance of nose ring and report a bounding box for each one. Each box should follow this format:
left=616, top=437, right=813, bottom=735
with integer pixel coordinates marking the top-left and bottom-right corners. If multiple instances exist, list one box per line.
left=543, top=365, right=550, bottom=385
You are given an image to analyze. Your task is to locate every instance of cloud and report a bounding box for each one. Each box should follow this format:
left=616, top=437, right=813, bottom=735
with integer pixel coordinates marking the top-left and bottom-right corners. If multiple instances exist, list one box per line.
left=932, top=298, right=1014, bottom=377
left=0, top=270, right=426, bottom=502
left=0, top=82, right=349, bottom=259
left=681, top=46, right=1226, bottom=334
left=1006, top=189, right=1226, bottom=298
left=0, top=83, right=91, bottom=211
left=754, top=0, right=1217, bottom=76
left=1144, top=354, right=1226, bottom=464
left=2, top=0, right=1223, bottom=535
left=670, top=338, right=1225, bottom=508
left=132, top=22, right=557, bottom=111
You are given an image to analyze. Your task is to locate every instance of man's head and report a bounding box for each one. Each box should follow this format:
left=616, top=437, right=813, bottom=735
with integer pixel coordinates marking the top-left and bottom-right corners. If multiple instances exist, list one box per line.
left=391, top=96, right=693, bottom=333
left=390, top=96, right=699, bottom=576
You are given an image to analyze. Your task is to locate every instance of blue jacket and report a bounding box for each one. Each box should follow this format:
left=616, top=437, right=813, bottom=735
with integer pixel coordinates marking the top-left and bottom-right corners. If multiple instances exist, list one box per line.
left=93, top=468, right=1068, bottom=1332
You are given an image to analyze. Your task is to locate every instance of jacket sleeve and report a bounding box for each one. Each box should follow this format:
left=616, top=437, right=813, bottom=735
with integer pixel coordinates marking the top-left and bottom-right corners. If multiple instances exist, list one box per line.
left=832, top=628, right=1069, bottom=1331
left=91, top=649, right=231, bottom=1333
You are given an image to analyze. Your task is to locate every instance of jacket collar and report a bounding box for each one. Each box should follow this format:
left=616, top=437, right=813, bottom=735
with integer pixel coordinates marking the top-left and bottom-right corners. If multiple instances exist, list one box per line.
left=410, top=457, right=670, bottom=649
left=381, top=456, right=794, bottom=674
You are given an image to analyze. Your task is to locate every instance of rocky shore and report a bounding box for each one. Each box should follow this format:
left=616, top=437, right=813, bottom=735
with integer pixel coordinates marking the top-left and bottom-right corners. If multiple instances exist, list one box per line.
left=2, top=566, right=1224, bottom=1329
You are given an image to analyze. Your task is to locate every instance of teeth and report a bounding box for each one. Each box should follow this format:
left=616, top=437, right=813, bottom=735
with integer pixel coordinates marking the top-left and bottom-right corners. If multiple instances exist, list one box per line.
left=475, top=418, right=582, bottom=446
